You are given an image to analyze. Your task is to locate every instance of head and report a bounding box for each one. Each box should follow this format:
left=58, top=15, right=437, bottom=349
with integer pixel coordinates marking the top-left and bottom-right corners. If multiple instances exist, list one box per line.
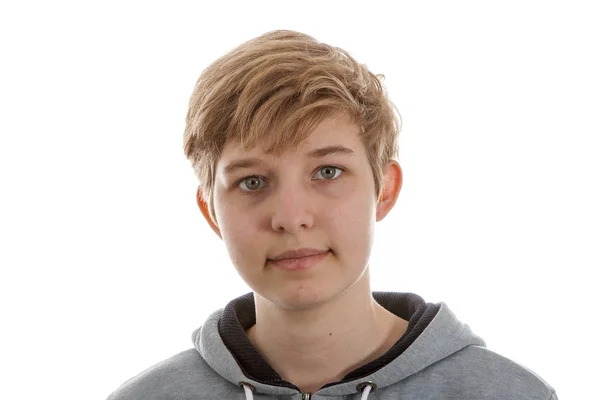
left=183, top=30, right=402, bottom=309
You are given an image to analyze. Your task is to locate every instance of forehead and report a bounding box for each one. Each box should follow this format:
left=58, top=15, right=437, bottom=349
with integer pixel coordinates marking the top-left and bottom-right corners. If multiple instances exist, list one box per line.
left=219, top=115, right=364, bottom=163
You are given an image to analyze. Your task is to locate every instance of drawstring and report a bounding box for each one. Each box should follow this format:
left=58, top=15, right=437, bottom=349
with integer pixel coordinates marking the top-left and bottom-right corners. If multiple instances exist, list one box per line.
left=240, top=382, right=375, bottom=400
left=241, top=382, right=254, bottom=400
left=356, top=382, right=376, bottom=400
left=358, top=382, right=373, bottom=400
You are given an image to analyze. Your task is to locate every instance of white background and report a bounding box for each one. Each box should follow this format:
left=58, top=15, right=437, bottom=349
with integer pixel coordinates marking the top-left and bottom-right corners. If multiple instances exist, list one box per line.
left=1, top=1, right=598, bottom=399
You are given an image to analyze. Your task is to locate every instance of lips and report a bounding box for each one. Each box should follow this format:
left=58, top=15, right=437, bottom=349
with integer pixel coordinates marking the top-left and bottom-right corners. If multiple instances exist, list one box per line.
left=270, top=248, right=330, bottom=261
left=268, top=250, right=331, bottom=271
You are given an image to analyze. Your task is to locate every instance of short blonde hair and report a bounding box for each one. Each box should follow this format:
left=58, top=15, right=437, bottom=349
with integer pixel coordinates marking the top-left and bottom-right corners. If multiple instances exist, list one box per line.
left=183, top=30, right=401, bottom=223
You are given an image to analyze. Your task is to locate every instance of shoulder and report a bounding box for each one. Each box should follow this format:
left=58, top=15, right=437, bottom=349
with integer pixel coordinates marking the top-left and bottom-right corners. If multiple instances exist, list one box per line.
left=105, top=349, right=223, bottom=400
left=432, top=345, right=557, bottom=399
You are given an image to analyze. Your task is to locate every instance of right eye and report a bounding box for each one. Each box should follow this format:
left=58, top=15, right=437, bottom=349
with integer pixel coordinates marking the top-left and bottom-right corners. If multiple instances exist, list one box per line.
left=237, top=176, right=267, bottom=193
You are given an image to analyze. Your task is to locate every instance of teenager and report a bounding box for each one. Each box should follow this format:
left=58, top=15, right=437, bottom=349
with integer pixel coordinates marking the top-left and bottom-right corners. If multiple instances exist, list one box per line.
left=107, top=30, right=557, bottom=400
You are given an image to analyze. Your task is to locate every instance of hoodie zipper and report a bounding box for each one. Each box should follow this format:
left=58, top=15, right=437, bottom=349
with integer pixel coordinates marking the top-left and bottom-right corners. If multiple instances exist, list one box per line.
left=301, top=393, right=312, bottom=400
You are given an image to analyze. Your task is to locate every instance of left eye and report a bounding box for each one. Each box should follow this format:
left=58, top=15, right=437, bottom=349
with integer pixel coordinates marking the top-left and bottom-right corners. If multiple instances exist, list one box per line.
left=315, top=166, right=343, bottom=180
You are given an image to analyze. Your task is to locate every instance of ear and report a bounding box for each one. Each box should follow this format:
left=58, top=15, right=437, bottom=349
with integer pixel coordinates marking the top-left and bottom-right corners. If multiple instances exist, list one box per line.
left=196, top=186, right=222, bottom=239
left=376, top=161, right=403, bottom=222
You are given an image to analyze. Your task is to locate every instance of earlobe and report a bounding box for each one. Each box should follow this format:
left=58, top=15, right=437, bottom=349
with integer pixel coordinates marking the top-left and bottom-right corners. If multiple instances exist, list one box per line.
left=376, top=161, right=403, bottom=222
left=196, top=186, right=223, bottom=239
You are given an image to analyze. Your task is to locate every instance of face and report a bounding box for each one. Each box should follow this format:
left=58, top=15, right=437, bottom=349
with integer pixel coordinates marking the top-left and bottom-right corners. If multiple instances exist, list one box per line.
left=202, top=115, right=400, bottom=310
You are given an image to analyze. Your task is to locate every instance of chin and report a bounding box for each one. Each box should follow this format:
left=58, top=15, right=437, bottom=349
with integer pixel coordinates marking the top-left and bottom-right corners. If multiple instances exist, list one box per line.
left=256, top=277, right=349, bottom=311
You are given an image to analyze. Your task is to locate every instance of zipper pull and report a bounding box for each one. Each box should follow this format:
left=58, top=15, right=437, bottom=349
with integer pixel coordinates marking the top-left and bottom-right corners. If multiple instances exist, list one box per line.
left=301, top=393, right=312, bottom=400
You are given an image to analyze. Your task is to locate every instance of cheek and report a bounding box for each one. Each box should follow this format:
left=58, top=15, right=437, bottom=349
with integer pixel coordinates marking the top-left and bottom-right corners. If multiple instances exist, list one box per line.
left=216, top=201, right=260, bottom=267
left=326, top=188, right=376, bottom=256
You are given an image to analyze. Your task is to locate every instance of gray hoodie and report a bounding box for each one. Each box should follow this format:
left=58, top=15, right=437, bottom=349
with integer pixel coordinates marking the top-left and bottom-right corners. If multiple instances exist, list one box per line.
left=106, top=292, right=558, bottom=399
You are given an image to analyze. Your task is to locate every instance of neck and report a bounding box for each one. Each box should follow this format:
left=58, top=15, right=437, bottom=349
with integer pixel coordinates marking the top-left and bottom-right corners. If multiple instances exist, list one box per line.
left=245, top=273, right=408, bottom=393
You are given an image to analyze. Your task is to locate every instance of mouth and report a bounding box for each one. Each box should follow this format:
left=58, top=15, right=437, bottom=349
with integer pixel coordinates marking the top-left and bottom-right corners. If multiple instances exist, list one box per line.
left=268, top=250, right=331, bottom=271
left=270, top=247, right=331, bottom=261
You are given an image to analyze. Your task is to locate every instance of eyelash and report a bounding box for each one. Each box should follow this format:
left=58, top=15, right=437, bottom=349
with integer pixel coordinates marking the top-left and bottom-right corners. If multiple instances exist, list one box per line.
left=235, top=165, right=346, bottom=195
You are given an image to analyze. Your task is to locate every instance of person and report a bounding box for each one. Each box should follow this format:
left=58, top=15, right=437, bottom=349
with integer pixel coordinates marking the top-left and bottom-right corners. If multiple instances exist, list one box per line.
left=106, top=30, right=558, bottom=400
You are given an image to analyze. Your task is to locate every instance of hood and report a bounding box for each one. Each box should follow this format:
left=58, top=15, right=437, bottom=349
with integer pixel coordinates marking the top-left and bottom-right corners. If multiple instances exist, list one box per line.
left=191, top=292, right=486, bottom=399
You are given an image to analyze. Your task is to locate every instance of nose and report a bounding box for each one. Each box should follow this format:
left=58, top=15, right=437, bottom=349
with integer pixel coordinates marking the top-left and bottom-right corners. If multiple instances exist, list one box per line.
left=270, top=183, right=315, bottom=234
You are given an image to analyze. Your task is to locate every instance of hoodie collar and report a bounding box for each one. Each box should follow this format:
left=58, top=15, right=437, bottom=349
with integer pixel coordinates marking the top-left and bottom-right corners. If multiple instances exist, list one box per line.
left=192, top=292, right=484, bottom=397
left=314, top=301, right=486, bottom=397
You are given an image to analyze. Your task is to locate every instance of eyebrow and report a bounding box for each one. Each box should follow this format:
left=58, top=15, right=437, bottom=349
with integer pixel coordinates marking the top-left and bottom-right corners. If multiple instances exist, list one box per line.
left=223, top=145, right=355, bottom=175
